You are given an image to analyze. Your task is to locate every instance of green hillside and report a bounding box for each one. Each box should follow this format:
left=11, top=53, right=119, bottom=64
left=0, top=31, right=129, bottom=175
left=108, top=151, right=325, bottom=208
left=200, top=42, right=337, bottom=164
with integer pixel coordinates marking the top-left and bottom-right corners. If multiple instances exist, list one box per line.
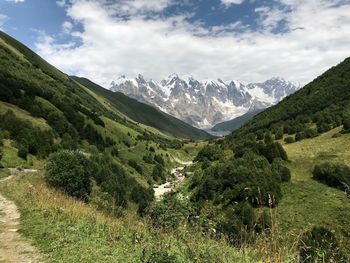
left=0, top=30, right=204, bottom=216
left=231, top=57, right=350, bottom=139
left=186, top=57, right=350, bottom=262
left=72, top=76, right=213, bottom=140
left=211, top=109, right=265, bottom=133
left=1, top=29, right=350, bottom=262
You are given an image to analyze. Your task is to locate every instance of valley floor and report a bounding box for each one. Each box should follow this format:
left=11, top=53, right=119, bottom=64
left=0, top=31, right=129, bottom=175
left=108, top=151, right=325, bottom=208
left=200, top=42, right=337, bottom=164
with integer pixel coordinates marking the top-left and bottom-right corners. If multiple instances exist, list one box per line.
left=0, top=128, right=349, bottom=262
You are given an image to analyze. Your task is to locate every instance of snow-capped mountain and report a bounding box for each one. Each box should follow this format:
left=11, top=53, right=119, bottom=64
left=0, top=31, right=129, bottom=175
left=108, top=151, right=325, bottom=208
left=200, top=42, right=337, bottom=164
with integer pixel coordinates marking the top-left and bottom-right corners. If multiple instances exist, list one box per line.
left=110, top=75, right=300, bottom=129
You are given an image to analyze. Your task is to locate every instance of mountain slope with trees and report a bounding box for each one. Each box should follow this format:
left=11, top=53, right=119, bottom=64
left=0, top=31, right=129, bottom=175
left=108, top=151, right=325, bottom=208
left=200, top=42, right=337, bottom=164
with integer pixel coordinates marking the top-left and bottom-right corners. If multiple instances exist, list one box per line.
left=211, top=109, right=265, bottom=134
left=230, top=57, right=350, bottom=140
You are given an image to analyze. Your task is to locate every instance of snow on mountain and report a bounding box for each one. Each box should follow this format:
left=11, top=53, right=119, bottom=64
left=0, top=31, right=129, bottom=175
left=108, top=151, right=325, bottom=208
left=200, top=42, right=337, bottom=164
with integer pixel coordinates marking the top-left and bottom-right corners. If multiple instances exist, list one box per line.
left=110, top=74, right=300, bottom=129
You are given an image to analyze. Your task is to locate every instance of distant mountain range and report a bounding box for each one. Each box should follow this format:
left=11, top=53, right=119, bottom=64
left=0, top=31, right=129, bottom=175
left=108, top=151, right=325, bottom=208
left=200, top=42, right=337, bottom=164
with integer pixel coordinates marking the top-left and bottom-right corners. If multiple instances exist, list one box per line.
left=110, top=74, right=300, bottom=129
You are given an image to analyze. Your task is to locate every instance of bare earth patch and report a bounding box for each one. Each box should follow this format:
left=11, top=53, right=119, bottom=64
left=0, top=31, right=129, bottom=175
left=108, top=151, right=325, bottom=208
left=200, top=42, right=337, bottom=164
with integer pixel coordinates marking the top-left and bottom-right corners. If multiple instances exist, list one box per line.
left=0, top=171, right=44, bottom=263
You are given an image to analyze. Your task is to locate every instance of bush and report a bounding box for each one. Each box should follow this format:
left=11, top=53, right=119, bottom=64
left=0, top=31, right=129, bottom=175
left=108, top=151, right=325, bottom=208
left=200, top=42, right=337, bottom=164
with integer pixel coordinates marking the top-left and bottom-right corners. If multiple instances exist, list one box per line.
left=284, top=136, right=295, bottom=144
left=143, top=154, right=155, bottom=164
left=312, top=162, right=350, bottom=190
left=45, top=150, right=93, bottom=200
left=154, top=154, right=165, bottom=166
left=343, top=116, right=350, bottom=133
left=131, top=185, right=154, bottom=215
left=299, top=226, right=348, bottom=263
left=128, top=159, right=143, bottom=175
left=192, top=152, right=283, bottom=207
left=151, top=164, right=166, bottom=183
left=195, top=144, right=222, bottom=162
left=295, top=132, right=305, bottom=141
left=318, top=122, right=333, bottom=133
left=147, top=193, right=194, bottom=231
left=274, top=129, right=284, bottom=140
left=272, top=158, right=291, bottom=182
left=304, top=128, right=318, bottom=138
left=264, top=132, right=274, bottom=144
left=17, top=142, right=29, bottom=160
left=261, top=142, right=288, bottom=163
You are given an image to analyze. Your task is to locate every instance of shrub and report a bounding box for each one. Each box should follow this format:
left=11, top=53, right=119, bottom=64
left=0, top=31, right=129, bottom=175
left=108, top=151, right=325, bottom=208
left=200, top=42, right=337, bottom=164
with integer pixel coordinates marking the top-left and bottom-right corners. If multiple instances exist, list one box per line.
left=192, top=153, right=283, bottom=207
left=261, top=142, right=288, bottom=163
left=295, top=131, right=305, bottom=141
left=91, top=153, right=132, bottom=207
left=195, top=144, right=222, bottom=162
left=284, top=136, right=295, bottom=144
left=299, top=226, right=348, bottom=263
left=147, top=193, right=194, bottom=231
left=317, top=122, right=333, bottom=133
left=264, top=132, right=274, bottom=144
left=45, top=150, right=93, bottom=200
left=110, top=146, right=119, bottom=157
left=151, top=164, right=166, bottom=183
left=154, top=154, right=165, bottom=166
left=312, top=162, right=350, bottom=190
left=304, top=128, right=318, bottom=138
left=272, top=158, right=291, bottom=182
left=143, top=154, right=155, bottom=164
left=128, top=159, right=143, bottom=175
left=274, top=129, right=284, bottom=140
left=17, top=142, right=29, bottom=160
left=131, top=185, right=154, bottom=215
left=343, top=116, right=350, bottom=133
left=149, top=146, right=156, bottom=152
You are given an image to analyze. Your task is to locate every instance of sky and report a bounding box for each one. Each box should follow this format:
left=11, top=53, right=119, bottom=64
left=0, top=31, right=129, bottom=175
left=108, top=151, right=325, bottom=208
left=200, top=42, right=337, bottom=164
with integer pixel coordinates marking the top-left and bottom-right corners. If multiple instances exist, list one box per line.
left=0, top=0, right=350, bottom=87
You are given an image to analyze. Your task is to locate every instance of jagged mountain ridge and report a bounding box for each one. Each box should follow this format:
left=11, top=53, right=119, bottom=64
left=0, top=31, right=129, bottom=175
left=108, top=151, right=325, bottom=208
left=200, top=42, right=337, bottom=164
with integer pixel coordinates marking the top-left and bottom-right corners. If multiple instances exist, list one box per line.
left=110, top=74, right=300, bottom=129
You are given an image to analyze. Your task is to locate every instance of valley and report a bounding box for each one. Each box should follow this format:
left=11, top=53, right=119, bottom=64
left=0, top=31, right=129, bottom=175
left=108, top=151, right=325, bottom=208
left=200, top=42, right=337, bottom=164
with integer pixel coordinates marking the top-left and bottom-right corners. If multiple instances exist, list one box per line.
left=0, top=21, right=350, bottom=263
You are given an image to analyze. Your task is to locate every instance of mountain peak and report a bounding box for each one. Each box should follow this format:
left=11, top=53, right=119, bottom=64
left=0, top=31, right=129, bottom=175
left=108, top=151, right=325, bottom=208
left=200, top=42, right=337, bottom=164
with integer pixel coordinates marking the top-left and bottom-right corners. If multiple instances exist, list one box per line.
left=111, top=74, right=300, bottom=128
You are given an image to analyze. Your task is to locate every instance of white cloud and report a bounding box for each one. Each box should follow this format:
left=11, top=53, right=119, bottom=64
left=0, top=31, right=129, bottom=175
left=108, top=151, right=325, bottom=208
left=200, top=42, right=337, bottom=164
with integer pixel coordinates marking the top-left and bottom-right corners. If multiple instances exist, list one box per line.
left=5, top=0, right=25, bottom=3
left=62, top=21, right=73, bottom=34
left=56, top=0, right=66, bottom=7
left=0, top=14, right=8, bottom=29
left=221, top=0, right=245, bottom=6
left=34, top=0, right=350, bottom=88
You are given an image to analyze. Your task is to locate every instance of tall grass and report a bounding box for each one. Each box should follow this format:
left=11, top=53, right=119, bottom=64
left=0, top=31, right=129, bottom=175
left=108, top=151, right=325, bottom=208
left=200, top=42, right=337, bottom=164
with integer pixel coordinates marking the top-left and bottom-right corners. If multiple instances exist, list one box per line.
left=0, top=173, right=254, bottom=262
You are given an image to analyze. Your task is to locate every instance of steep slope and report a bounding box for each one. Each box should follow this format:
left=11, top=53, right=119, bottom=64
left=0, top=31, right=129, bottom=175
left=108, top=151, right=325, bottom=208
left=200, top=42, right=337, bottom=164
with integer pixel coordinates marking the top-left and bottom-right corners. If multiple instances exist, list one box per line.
left=211, top=109, right=265, bottom=134
left=111, top=74, right=299, bottom=128
left=231, top=57, right=350, bottom=139
left=72, top=77, right=213, bottom=140
left=0, top=30, right=210, bottom=141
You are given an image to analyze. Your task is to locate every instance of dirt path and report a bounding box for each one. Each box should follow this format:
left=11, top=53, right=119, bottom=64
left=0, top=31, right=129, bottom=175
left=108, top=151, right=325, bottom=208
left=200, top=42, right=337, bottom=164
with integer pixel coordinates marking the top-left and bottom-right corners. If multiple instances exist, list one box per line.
left=0, top=169, right=44, bottom=263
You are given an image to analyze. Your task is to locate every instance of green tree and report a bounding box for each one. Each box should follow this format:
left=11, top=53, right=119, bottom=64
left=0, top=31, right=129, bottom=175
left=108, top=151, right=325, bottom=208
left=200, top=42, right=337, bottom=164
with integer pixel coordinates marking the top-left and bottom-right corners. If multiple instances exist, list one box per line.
left=45, top=150, right=93, bottom=200
left=152, top=164, right=166, bottom=183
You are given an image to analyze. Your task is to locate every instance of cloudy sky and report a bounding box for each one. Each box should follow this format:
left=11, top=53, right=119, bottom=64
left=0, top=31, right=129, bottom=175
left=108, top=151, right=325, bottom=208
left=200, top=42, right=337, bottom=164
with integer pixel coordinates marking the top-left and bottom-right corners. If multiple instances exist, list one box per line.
left=0, top=0, right=350, bottom=87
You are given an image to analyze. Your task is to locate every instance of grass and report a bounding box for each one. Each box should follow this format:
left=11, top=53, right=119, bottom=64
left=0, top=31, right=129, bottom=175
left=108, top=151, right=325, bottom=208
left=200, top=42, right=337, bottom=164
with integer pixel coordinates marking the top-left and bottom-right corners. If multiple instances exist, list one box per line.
left=1, top=140, right=45, bottom=169
left=0, top=101, right=50, bottom=130
left=0, top=173, right=253, bottom=263
left=0, top=168, right=10, bottom=180
left=275, top=127, right=350, bottom=257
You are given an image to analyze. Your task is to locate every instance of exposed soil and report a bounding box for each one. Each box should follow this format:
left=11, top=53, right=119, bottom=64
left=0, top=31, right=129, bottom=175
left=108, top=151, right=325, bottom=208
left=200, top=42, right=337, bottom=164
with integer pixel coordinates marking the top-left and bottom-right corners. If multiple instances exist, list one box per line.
left=0, top=169, right=44, bottom=263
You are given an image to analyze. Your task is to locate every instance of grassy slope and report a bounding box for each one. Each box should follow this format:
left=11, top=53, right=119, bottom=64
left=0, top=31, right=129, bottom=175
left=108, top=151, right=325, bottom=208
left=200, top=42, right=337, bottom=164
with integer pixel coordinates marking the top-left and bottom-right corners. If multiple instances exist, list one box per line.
left=0, top=101, right=50, bottom=130
left=233, top=57, right=350, bottom=136
left=0, top=173, right=252, bottom=263
left=72, top=76, right=213, bottom=140
left=276, top=127, right=350, bottom=254
left=0, top=30, right=202, bottom=185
